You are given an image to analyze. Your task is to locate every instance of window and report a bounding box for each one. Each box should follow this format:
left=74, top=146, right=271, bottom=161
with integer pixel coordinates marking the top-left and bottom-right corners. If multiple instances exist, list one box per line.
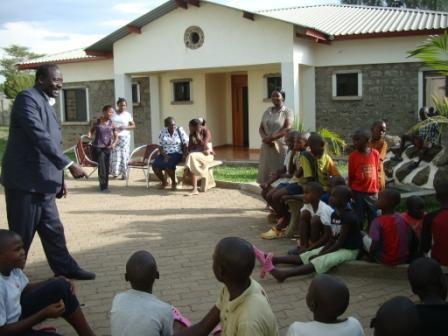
left=132, top=83, right=141, bottom=105
left=423, top=71, right=447, bottom=107
left=265, top=74, right=282, bottom=99
left=62, top=88, right=88, bottom=122
left=332, top=71, right=362, bottom=100
left=171, top=79, right=192, bottom=103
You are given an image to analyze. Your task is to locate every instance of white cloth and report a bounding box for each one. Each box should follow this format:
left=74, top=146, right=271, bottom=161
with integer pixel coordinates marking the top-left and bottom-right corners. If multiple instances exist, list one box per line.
left=112, top=111, right=133, bottom=138
left=0, top=269, right=29, bottom=326
left=286, top=317, right=365, bottom=336
left=300, top=200, right=334, bottom=227
left=110, top=289, right=173, bottom=336
left=158, top=127, right=189, bottom=154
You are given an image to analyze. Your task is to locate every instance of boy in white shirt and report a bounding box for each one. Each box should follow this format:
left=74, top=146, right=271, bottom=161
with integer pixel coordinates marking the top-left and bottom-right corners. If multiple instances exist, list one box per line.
left=287, top=274, right=364, bottom=336
left=0, top=229, right=95, bottom=336
left=110, top=251, right=175, bottom=336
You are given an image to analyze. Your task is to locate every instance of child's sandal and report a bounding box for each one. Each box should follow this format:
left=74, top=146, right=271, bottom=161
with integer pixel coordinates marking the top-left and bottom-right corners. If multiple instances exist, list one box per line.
left=172, top=307, right=192, bottom=327
left=260, top=252, right=275, bottom=279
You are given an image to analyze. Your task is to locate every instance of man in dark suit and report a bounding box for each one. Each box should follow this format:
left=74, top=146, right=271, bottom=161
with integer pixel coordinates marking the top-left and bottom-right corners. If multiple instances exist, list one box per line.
left=1, top=63, right=95, bottom=280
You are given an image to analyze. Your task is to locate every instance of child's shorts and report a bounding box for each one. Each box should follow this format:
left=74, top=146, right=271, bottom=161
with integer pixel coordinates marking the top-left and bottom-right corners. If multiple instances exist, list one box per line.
left=276, top=183, right=303, bottom=195
left=299, top=247, right=359, bottom=274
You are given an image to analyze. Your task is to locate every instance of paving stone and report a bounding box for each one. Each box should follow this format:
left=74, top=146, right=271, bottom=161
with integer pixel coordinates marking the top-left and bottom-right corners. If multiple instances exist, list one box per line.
left=0, top=176, right=413, bottom=336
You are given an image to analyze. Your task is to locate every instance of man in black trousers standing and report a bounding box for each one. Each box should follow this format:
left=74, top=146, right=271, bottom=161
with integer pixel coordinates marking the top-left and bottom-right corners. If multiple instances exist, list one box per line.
left=1, top=63, right=95, bottom=280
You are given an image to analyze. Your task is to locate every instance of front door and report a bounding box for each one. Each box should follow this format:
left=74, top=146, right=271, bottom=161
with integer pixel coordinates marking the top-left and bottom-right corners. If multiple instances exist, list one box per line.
left=231, top=75, right=249, bottom=147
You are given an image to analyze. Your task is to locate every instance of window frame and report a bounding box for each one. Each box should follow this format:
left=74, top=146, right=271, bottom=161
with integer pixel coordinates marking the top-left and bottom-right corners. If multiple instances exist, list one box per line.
left=332, top=70, right=362, bottom=100
left=132, top=82, right=141, bottom=106
left=171, top=78, right=193, bottom=104
left=422, top=70, right=448, bottom=106
left=263, top=73, right=282, bottom=101
left=59, top=86, right=90, bottom=124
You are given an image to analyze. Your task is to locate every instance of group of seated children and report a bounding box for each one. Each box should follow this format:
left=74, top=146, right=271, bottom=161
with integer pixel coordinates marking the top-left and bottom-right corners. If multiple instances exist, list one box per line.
left=2, top=227, right=447, bottom=336
left=257, top=119, right=448, bottom=282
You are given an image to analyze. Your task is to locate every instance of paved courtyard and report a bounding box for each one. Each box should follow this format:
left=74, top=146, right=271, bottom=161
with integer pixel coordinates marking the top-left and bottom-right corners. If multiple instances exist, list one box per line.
left=0, top=175, right=414, bottom=336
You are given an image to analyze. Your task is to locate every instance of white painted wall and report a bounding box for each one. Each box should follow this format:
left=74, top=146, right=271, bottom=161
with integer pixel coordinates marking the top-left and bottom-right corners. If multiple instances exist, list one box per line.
left=313, top=35, right=428, bottom=67
left=300, top=65, right=316, bottom=131
left=205, top=73, right=228, bottom=146
left=247, top=66, right=280, bottom=149
left=58, top=59, right=114, bottom=83
left=113, top=2, right=293, bottom=74
left=159, top=71, right=206, bottom=132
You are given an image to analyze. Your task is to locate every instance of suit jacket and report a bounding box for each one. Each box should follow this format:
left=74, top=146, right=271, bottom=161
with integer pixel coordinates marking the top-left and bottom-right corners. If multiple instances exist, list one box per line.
left=1, top=86, right=71, bottom=194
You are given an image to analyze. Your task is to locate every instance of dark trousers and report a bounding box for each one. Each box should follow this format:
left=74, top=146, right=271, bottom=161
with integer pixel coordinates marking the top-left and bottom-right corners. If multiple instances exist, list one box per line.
left=94, top=147, right=111, bottom=190
left=5, top=188, right=80, bottom=275
left=352, top=190, right=378, bottom=229
left=19, top=278, right=79, bottom=336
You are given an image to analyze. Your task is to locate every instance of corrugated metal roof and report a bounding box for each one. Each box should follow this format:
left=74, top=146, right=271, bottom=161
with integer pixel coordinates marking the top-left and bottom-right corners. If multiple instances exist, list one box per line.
left=20, top=48, right=101, bottom=65
left=85, top=1, right=448, bottom=53
left=258, top=4, right=448, bottom=37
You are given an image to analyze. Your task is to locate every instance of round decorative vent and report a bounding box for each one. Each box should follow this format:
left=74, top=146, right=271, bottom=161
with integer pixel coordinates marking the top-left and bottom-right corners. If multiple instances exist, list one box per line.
left=184, top=26, right=204, bottom=50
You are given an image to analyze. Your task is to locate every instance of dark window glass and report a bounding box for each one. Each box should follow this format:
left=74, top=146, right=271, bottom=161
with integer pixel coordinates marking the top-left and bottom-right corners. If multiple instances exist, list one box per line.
left=63, top=88, right=87, bottom=122
left=173, top=81, right=191, bottom=102
left=336, top=73, right=359, bottom=96
left=132, top=83, right=140, bottom=104
left=267, top=76, right=282, bottom=98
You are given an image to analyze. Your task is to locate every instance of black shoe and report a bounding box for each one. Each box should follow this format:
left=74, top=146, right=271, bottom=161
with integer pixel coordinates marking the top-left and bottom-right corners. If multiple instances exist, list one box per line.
left=60, top=269, right=96, bottom=280
left=287, top=246, right=301, bottom=256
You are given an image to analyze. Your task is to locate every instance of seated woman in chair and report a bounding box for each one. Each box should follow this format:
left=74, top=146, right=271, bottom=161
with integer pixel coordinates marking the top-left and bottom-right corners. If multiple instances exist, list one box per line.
left=184, top=118, right=214, bottom=196
left=152, top=117, right=189, bottom=190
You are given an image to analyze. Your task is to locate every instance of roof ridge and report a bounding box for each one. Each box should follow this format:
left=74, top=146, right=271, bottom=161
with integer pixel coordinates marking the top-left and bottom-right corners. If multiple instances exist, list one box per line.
left=258, top=3, right=448, bottom=15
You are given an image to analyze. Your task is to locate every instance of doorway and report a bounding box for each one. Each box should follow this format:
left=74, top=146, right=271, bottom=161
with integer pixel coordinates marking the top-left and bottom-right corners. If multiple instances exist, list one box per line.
left=231, top=74, right=249, bottom=147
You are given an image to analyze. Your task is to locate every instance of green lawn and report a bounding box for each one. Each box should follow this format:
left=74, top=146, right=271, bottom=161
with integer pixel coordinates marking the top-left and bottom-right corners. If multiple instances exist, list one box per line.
left=213, top=165, right=258, bottom=183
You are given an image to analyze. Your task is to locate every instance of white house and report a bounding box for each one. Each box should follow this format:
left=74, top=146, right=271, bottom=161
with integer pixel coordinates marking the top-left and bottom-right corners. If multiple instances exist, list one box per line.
left=19, top=0, right=448, bottom=149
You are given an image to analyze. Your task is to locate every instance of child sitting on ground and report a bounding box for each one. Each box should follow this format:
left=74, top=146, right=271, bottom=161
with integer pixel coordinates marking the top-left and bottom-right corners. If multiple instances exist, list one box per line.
left=408, top=257, right=448, bottom=336
left=363, top=189, right=410, bottom=266
left=262, top=133, right=340, bottom=239
left=420, top=179, right=448, bottom=267
left=401, top=195, right=425, bottom=241
left=0, top=229, right=95, bottom=336
left=174, top=237, right=278, bottom=336
left=370, top=296, right=420, bottom=336
left=111, top=250, right=190, bottom=336
left=286, top=182, right=333, bottom=255
left=286, top=274, right=364, bottom=336
left=368, top=120, right=388, bottom=190
left=260, top=130, right=299, bottom=205
left=349, top=128, right=380, bottom=229
left=262, top=133, right=309, bottom=238
left=255, top=185, right=362, bottom=282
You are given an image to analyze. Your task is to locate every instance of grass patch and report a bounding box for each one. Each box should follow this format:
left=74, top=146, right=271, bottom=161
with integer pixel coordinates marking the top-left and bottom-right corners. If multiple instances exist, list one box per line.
left=213, top=165, right=258, bottom=183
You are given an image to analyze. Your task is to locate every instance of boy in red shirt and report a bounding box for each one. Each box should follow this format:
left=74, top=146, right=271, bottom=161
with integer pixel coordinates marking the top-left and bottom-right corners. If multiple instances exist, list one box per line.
left=349, top=129, right=380, bottom=229
left=420, top=179, right=448, bottom=267
left=401, top=196, right=426, bottom=241
left=363, top=189, right=410, bottom=266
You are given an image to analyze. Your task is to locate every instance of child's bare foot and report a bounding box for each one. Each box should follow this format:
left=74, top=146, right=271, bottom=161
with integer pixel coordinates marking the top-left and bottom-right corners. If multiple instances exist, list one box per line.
left=269, top=268, right=288, bottom=283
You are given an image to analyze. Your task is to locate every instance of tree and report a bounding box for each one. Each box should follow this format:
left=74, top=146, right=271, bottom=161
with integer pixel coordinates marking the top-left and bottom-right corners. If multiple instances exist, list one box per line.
left=3, top=73, right=35, bottom=99
left=341, top=0, right=448, bottom=11
left=0, top=45, right=44, bottom=99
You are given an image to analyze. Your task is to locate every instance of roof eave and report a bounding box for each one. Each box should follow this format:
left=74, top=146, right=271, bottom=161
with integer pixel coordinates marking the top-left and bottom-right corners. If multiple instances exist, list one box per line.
left=333, top=28, right=448, bottom=40
left=18, top=56, right=110, bottom=70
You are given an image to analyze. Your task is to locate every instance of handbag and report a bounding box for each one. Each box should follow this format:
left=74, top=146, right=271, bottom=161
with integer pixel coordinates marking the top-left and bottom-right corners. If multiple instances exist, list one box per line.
left=177, top=127, right=188, bottom=161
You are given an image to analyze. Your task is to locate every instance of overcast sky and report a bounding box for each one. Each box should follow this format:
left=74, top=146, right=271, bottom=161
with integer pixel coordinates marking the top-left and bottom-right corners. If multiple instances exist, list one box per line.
left=0, top=0, right=337, bottom=57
